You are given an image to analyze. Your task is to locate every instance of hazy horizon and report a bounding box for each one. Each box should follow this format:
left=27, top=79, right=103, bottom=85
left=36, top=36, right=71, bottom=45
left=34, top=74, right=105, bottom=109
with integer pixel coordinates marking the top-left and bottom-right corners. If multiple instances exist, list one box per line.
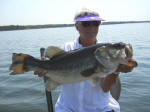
left=1, top=0, right=150, bottom=25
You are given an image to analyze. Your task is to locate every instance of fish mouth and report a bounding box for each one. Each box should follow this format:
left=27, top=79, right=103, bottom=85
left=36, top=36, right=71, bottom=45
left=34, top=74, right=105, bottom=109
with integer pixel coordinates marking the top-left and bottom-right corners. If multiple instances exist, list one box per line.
left=110, top=42, right=133, bottom=58
left=111, top=43, right=137, bottom=67
left=125, top=44, right=133, bottom=58
left=124, top=44, right=138, bottom=67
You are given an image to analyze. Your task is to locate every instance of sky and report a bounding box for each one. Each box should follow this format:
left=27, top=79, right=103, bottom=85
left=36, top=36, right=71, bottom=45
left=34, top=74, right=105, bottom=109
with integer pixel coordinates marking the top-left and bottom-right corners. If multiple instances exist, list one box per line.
left=0, top=0, right=150, bottom=25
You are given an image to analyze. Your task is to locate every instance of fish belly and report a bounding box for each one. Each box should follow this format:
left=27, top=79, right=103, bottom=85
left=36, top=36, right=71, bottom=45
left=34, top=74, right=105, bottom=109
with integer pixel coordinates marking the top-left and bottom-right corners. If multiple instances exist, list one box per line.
left=45, top=71, right=90, bottom=84
left=45, top=69, right=113, bottom=84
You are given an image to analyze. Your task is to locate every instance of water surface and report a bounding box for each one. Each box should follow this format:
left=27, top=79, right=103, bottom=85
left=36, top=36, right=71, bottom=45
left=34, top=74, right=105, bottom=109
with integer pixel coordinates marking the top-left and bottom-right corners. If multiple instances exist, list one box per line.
left=0, top=23, right=150, bottom=112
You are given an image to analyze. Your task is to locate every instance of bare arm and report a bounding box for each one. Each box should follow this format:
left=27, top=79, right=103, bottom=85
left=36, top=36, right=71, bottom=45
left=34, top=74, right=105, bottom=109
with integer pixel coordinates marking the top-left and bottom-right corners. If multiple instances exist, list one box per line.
left=100, top=73, right=119, bottom=92
left=100, top=58, right=137, bottom=92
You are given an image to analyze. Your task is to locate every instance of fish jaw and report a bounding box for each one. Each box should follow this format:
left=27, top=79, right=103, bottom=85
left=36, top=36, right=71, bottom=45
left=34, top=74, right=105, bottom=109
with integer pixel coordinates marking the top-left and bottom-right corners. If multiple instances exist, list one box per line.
left=125, top=44, right=133, bottom=58
left=94, top=43, right=133, bottom=70
left=117, top=44, right=134, bottom=65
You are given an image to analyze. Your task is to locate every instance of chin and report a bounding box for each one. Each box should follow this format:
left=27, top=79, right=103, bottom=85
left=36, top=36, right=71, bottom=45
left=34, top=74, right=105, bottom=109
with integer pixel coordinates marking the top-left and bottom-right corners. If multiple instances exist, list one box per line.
left=86, top=35, right=97, bottom=39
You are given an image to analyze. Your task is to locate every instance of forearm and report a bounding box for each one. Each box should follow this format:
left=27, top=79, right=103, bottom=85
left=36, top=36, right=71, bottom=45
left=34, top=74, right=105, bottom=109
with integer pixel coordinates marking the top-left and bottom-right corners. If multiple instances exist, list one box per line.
left=100, top=73, right=119, bottom=92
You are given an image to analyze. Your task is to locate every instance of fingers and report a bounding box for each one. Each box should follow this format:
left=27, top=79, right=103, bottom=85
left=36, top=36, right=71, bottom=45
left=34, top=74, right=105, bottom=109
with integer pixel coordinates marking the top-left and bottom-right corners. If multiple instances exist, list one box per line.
left=119, top=65, right=133, bottom=73
left=34, top=71, right=47, bottom=77
left=127, top=58, right=138, bottom=67
left=118, top=64, right=133, bottom=73
left=34, top=71, right=39, bottom=75
left=44, top=76, right=49, bottom=80
left=116, top=58, right=137, bottom=73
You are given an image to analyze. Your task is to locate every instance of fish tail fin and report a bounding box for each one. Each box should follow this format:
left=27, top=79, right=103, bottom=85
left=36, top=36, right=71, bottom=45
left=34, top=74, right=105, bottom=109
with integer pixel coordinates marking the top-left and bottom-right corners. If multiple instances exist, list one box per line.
left=9, top=53, right=30, bottom=75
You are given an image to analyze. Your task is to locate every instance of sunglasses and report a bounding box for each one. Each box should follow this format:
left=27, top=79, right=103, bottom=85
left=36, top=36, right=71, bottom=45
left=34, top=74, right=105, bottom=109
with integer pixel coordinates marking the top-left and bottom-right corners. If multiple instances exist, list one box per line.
left=81, top=21, right=101, bottom=27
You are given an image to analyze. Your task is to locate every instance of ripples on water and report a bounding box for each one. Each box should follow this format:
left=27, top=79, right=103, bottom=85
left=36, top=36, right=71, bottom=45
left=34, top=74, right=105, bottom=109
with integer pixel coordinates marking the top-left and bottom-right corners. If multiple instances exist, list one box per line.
left=0, top=23, right=150, bottom=112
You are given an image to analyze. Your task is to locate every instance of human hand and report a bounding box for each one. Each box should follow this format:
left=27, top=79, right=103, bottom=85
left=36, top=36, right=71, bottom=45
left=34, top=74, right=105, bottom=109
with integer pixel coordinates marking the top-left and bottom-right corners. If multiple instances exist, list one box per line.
left=116, top=58, right=138, bottom=73
left=34, top=71, right=47, bottom=77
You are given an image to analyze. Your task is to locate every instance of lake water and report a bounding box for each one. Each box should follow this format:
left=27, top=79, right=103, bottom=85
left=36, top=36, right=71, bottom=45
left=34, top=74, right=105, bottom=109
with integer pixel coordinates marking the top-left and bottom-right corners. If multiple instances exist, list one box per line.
left=0, top=23, right=150, bottom=112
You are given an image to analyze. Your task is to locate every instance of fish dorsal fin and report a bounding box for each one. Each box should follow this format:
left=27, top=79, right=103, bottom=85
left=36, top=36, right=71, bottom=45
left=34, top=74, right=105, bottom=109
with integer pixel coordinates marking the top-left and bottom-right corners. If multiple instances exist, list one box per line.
left=45, top=46, right=66, bottom=59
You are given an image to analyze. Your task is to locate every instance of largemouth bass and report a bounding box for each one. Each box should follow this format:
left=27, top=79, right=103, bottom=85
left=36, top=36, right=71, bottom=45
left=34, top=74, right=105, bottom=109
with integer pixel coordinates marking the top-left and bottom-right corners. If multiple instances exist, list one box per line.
left=9, top=42, right=137, bottom=91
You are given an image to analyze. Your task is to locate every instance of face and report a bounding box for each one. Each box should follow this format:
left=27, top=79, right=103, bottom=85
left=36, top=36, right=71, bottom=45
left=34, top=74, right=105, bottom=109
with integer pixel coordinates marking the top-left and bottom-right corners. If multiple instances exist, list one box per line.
left=76, top=21, right=101, bottom=39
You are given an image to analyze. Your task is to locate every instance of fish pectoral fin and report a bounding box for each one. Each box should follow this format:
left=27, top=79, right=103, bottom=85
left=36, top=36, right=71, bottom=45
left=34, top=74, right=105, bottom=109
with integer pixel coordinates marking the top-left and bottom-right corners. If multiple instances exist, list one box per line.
left=45, top=79, right=59, bottom=91
left=45, top=46, right=66, bottom=59
left=81, top=68, right=96, bottom=77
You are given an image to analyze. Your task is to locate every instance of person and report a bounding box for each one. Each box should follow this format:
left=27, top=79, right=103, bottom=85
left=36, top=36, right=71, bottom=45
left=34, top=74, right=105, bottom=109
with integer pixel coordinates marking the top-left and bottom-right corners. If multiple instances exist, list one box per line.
left=35, top=8, right=135, bottom=112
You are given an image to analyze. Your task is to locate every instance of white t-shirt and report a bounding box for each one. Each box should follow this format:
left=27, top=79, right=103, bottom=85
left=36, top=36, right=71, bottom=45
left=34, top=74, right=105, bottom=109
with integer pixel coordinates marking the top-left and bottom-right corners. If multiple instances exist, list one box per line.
left=55, top=39, right=120, bottom=112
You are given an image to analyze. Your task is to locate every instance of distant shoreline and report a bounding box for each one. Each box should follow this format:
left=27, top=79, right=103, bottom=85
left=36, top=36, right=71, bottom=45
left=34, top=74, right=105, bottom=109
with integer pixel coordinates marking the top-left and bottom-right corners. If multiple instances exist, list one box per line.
left=0, top=21, right=150, bottom=31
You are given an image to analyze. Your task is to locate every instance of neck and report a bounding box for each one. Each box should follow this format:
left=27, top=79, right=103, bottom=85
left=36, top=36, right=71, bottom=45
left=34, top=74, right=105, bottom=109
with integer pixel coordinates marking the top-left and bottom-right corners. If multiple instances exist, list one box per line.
left=79, top=37, right=97, bottom=47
